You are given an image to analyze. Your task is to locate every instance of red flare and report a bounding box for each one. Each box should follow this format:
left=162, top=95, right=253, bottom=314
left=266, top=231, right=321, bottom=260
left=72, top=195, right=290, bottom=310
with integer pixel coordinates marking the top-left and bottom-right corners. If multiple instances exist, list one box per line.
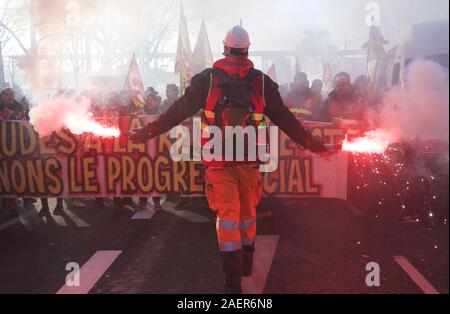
left=342, top=131, right=390, bottom=154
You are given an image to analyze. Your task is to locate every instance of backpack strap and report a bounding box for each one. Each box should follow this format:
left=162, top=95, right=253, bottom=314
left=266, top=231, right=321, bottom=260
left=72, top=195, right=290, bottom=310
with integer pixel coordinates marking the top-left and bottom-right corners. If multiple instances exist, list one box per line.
left=206, top=68, right=261, bottom=127
left=243, top=69, right=262, bottom=83
left=212, top=68, right=230, bottom=82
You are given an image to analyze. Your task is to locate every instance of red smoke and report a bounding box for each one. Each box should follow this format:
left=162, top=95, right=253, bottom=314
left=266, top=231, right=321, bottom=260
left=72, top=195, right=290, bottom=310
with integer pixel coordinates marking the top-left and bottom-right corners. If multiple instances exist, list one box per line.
left=29, top=96, right=120, bottom=138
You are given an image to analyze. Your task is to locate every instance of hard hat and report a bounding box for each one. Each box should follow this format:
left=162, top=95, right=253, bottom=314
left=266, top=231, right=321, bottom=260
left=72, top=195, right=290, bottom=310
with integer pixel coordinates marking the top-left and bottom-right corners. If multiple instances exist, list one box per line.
left=223, top=25, right=251, bottom=49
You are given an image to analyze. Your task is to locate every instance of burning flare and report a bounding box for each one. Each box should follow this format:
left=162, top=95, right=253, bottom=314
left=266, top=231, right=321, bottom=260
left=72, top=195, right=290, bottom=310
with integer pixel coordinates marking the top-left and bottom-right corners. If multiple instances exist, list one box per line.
left=65, top=113, right=120, bottom=137
left=342, top=130, right=390, bottom=154
left=29, top=97, right=120, bottom=138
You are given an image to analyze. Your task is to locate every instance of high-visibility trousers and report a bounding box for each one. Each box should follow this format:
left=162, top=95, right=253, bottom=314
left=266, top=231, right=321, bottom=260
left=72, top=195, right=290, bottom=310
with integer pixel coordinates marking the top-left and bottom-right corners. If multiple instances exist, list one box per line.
left=205, top=164, right=263, bottom=252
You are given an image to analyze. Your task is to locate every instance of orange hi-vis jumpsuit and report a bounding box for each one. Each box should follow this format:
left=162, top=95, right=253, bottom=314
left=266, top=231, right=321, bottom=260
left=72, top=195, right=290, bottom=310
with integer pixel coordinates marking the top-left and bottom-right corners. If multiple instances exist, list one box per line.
left=200, top=57, right=268, bottom=254
left=205, top=164, right=263, bottom=252
left=132, top=55, right=326, bottom=294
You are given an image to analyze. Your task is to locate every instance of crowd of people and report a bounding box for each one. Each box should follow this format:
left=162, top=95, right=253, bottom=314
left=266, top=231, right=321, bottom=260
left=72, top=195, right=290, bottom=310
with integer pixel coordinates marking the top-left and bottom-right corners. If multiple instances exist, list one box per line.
left=0, top=83, right=186, bottom=217
left=0, top=68, right=433, bottom=222
left=280, top=71, right=379, bottom=127
left=84, top=83, right=180, bottom=118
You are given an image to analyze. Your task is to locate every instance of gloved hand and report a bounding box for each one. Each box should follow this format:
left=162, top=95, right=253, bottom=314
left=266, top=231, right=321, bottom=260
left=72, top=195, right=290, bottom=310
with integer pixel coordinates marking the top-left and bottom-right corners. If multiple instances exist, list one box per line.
left=308, top=137, right=328, bottom=153
left=304, top=132, right=328, bottom=153
left=127, top=124, right=153, bottom=143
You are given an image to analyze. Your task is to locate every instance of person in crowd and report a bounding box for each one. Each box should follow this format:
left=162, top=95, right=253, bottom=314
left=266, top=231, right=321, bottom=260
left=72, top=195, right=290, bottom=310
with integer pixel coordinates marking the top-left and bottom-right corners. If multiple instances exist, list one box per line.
left=103, top=92, right=123, bottom=117
left=119, top=89, right=136, bottom=115
left=84, top=89, right=109, bottom=210
left=282, top=72, right=319, bottom=121
left=0, top=88, right=29, bottom=216
left=114, top=89, right=139, bottom=212
left=322, top=72, right=367, bottom=128
left=0, top=87, right=32, bottom=216
left=353, top=74, right=380, bottom=110
left=161, top=84, right=180, bottom=112
left=143, top=89, right=163, bottom=115
left=0, top=87, right=26, bottom=120
left=310, top=79, right=325, bottom=121
left=311, top=79, right=323, bottom=96
left=39, top=198, right=64, bottom=216
left=141, top=88, right=164, bottom=210
left=161, top=84, right=189, bottom=206
left=145, top=86, right=158, bottom=95
left=88, top=89, right=105, bottom=118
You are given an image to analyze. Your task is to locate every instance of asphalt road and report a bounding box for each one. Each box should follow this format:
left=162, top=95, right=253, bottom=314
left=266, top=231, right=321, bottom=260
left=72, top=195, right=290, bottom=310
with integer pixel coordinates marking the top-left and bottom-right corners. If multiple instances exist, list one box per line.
left=0, top=197, right=448, bottom=294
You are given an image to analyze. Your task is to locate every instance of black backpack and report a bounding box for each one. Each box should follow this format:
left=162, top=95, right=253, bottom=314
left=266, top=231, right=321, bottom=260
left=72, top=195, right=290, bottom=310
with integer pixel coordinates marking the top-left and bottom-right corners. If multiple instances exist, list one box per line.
left=211, top=68, right=261, bottom=129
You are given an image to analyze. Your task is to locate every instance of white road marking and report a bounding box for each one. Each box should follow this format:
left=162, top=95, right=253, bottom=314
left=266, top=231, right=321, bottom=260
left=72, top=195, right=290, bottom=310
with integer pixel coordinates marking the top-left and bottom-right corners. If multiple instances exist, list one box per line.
left=0, top=216, right=22, bottom=232
left=0, top=211, right=37, bottom=232
left=394, top=255, right=440, bottom=294
left=39, top=199, right=90, bottom=227
left=131, top=208, right=156, bottom=220
left=242, top=235, right=279, bottom=294
left=50, top=214, right=68, bottom=227
left=57, top=250, right=122, bottom=294
left=64, top=208, right=91, bottom=227
left=124, top=204, right=139, bottom=212
left=41, top=199, right=67, bottom=227
left=162, top=201, right=210, bottom=223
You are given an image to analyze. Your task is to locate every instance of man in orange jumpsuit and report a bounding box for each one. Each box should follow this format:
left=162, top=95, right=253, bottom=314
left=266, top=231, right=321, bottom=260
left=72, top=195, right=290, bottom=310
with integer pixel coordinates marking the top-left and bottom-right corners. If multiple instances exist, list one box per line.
left=129, top=25, right=327, bottom=293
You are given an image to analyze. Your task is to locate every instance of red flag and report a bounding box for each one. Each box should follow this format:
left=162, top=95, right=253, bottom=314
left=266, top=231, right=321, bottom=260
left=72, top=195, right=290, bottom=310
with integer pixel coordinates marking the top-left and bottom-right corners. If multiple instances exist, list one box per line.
left=124, top=53, right=145, bottom=109
left=175, top=3, right=193, bottom=93
left=192, top=19, right=213, bottom=75
left=267, top=63, right=277, bottom=83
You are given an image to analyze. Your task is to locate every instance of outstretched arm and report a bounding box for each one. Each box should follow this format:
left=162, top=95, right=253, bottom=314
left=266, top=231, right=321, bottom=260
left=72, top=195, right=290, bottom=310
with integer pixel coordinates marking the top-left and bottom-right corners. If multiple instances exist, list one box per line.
left=263, top=75, right=327, bottom=153
left=129, top=70, right=211, bottom=142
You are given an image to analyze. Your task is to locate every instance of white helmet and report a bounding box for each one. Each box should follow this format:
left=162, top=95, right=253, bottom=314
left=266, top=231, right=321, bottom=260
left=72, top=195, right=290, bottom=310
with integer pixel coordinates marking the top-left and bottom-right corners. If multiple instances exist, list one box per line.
left=223, top=25, right=251, bottom=49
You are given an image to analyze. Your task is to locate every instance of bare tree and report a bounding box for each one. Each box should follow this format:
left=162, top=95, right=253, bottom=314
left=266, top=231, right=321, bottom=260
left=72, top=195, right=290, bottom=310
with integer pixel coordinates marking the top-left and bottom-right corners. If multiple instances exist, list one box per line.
left=1, top=0, right=181, bottom=89
left=6, top=55, right=18, bottom=84
left=87, top=0, right=178, bottom=72
left=0, top=0, right=28, bottom=54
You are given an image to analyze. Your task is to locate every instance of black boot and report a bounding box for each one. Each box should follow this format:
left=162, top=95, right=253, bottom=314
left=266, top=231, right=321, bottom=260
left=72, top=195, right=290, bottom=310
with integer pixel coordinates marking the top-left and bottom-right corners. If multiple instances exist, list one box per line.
left=220, top=250, right=243, bottom=294
left=242, top=245, right=255, bottom=276
left=52, top=198, right=65, bottom=215
left=39, top=204, right=50, bottom=216
left=152, top=197, right=162, bottom=210
left=39, top=199, right=50, bottom=216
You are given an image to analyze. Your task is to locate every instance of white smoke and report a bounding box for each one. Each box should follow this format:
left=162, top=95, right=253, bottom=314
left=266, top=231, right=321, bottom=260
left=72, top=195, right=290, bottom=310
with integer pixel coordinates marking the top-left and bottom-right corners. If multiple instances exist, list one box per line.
left=29, top=96, right=119, bottom=138
left=376, top=59, right=449, bottom=143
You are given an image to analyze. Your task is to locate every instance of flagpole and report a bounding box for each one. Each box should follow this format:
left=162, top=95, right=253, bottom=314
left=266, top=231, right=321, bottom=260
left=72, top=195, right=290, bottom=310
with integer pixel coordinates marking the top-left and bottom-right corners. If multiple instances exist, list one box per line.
left=365, top=45, right=370, bottom=76
left=175, top=1, right=192, bottom=94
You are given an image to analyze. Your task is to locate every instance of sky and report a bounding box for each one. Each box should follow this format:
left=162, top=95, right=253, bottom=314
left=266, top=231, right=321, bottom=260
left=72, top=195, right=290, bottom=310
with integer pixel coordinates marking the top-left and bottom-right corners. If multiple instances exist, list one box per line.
left=177, top=0, right=449, bottom=52
left=0, top=0, right=448, bottom=89
left=2, top=0, right=449, bottom=55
